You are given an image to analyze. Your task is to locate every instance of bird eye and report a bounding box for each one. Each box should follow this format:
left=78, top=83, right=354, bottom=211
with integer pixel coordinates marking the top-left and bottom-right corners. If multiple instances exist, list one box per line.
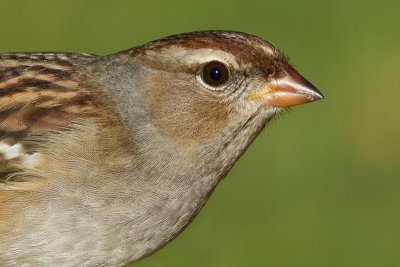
left=201, top=61, right=229, bottom=87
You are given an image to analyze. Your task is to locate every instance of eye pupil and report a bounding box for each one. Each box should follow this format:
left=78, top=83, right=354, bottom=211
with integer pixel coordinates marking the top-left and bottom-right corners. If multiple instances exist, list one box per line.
left=201, top=61, right=229, bottom=87
left=209, top=67, right=222, bottom=81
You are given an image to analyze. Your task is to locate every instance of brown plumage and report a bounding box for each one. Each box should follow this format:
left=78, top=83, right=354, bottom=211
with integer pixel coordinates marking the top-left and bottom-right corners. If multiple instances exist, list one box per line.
left=0, top=53, right=97, bottom=134
left=0, top=31, right=322, bottom=266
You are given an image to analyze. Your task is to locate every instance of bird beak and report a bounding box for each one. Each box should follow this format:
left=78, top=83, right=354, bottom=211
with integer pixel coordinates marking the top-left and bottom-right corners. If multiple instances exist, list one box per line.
left=250, top=65, right=324, bottom=107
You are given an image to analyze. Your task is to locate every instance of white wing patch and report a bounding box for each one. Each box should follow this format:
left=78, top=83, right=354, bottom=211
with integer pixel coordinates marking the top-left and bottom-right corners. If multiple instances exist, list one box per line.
left=0, top=140, right=41, bottom=168
left=22, top=153, right=41, bottom=169
left=0, top=143, right=22, bottom=160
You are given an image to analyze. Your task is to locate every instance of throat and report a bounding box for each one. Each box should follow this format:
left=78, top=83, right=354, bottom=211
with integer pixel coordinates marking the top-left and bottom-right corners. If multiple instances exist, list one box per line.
left=123, top=109, right=275, bottom=260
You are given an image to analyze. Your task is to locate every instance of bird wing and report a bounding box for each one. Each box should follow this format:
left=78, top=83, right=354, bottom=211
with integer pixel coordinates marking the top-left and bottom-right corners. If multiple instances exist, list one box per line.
left=0, top=53, right=101, bottom=187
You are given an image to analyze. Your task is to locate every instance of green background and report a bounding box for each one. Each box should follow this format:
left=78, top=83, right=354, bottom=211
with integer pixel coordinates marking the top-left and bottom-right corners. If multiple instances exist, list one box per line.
left=1, top=0, right=399, bottom=266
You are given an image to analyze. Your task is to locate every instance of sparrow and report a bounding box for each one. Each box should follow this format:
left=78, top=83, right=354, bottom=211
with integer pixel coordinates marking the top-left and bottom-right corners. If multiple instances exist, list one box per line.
left=0, top=31, right=323, bottom=266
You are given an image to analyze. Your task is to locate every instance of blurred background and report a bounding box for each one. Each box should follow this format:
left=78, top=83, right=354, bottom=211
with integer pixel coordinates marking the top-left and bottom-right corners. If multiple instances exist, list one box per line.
left=1, top=0, right=399, bottom=266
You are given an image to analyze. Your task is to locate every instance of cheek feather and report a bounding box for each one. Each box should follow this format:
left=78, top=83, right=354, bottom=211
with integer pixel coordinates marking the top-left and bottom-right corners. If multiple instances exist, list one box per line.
left=143, top=72, right=236, bottom=141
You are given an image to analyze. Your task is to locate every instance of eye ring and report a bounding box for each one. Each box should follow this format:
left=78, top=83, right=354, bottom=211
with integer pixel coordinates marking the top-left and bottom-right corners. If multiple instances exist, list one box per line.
left=201, top=61, right=230, bottom=87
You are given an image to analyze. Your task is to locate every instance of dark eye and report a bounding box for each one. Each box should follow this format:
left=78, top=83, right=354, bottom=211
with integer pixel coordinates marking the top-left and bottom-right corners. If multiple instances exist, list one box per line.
left=201, top=61, right=229, bottom=87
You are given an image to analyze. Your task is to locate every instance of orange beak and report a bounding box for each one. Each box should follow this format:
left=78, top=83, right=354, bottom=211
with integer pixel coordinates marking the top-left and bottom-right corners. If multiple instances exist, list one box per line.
left=251, top=65, right=324, bottom=107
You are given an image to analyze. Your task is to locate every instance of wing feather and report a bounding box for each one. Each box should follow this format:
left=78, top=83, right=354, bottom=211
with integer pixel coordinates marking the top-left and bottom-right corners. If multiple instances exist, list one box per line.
left=0, top=53, right=101, bottom=184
